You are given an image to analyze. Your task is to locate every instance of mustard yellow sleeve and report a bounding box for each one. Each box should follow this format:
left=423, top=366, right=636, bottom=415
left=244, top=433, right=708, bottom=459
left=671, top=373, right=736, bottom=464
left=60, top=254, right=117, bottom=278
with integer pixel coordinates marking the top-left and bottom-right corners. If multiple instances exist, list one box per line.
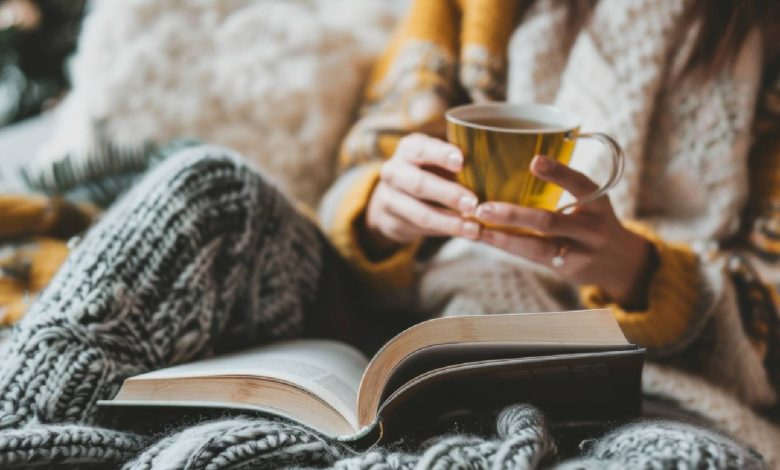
left=324, top=3, right=457, bottom=274
left=580, top=220, right=700, bottom=349
left=318, top=163, right=421, bottom=291
left=321, top=0, right=519, bottom=291
left=338, top=0, right=521, bottom=171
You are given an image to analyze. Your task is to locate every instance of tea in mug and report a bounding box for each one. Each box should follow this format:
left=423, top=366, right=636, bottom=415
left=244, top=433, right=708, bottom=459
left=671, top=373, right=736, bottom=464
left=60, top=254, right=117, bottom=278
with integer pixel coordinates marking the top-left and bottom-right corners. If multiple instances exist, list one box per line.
left=446, top=108, right=576, bottom=211
left=445, top=103, right=625, bottom=234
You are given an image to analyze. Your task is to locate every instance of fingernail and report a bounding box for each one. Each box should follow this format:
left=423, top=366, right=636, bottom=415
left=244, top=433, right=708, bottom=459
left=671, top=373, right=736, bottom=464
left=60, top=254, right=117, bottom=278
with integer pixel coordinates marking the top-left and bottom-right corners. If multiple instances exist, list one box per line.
left=531, top=155, right=551, bottom=172
left=458, top=195, right=478, bottom=214
left=447, top=152, right=463, bottom=171
left=476, top=204, right=493, bottom=220
left=462, top=221, right=480, bottom=239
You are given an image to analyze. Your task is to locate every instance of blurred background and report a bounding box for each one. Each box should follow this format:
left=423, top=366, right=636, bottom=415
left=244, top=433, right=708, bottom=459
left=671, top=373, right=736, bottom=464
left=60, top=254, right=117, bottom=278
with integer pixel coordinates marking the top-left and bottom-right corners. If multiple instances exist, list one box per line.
left=0, top=0, right=84, bottom=191
left=0, top=0, right=407, bottom=328
left=0, top=0, right=85, bottom=126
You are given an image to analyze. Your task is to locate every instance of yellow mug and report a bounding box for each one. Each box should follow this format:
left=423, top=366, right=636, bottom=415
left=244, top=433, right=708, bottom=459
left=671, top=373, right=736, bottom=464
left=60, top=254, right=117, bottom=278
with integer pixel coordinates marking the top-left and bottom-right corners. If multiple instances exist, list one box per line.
left=445, top=103, right=624, bottom=224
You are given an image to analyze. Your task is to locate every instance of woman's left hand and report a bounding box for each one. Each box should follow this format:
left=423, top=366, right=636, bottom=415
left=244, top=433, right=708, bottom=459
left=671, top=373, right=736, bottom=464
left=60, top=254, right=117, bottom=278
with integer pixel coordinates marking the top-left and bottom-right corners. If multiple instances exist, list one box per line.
left=476, top=155, right=655, bottom=306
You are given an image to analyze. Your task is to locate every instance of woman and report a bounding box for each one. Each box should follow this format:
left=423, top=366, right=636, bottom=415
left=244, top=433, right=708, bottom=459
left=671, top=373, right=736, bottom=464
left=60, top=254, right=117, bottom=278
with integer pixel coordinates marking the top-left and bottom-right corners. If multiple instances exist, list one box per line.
left=326, top=0, right=780, bottom=422
left=330, top=0, right=780, bottom=455
left=0, top=0, right=778, bottom=467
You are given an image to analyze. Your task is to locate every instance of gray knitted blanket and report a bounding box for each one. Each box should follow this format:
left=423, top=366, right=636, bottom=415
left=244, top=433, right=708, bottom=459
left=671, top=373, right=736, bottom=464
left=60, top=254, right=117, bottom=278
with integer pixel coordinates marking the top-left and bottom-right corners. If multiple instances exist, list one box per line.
left=0, top=405, right=764, bottom=469
left=0, top=146, right=767, bottom=469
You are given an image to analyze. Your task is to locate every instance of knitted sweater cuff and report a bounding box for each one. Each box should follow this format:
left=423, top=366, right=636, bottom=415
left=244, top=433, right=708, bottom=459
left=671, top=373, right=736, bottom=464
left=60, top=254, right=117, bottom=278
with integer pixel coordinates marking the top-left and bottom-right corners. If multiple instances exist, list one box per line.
left=319, top=162, right=419, bottom=290
left=580, top=220, right=699, bottom=349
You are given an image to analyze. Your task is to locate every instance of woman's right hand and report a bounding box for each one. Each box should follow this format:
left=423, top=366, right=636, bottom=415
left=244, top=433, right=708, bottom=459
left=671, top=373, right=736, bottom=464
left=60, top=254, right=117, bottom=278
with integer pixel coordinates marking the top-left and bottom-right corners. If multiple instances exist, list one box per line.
left=364, top=133, right=481, bottom=247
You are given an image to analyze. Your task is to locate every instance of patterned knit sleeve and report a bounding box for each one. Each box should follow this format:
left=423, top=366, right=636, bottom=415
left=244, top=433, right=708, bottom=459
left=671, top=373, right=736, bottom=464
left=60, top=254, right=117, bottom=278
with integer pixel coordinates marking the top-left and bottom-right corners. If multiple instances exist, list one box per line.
left=582, top=72, right=780, bottom=408
left=318, top=0, right=521, bottom=291
left=580, top=221, right=700, bottom=349
left=746, top=69, right=780, bottom=258
left=582, top=222, right=779, bottom=408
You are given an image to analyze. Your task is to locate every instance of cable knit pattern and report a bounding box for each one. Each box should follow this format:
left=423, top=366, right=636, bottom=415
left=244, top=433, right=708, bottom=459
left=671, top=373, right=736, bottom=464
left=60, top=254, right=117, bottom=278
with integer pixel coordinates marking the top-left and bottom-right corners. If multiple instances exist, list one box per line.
left=0, top=424, right=148, bottom=468
left=641, top=363, right=780, bottom=465
left=123, top=418, right=343, bottom=470
left=120, top=404, right=557, bottom=470
left=418, top=240, right=576, bottom=317
left=578, top=421, right=766, bottom=469
left=548, top=0, right=689, bottom=220
left=637, top=45, right=760, bottom=242
left=507, top=0, right=574, bottom=104
left=0, top=146, right=324, bottom=429
left=0, top=146, right=769, bottom=468
left=0, top=2, right=776, bottom=467
left=0, top=403, right=744, bottom=469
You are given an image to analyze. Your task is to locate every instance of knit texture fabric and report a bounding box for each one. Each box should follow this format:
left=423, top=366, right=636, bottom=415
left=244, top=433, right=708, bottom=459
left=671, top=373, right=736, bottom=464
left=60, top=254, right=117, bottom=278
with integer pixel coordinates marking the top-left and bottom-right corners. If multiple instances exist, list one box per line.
left=0, top=404, right=765, bottom=468
left=21, top=138, right=202, bottom=208
left=0, top=146, right=769, bottom=468
left=0, top=145, right=324, bottom=430
left=556, top=422, right=767, bottom=470
left=0, top=424, right=149, bottom=468
left=121, top=404, right=557, bottom=470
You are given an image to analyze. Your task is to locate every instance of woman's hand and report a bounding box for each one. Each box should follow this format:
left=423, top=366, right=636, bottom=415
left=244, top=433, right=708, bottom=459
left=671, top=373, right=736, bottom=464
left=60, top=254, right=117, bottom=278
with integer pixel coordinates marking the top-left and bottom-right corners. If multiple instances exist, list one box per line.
left=476, top=155, right=655, bottom=306
left=364, top=133, right=481, bottom=247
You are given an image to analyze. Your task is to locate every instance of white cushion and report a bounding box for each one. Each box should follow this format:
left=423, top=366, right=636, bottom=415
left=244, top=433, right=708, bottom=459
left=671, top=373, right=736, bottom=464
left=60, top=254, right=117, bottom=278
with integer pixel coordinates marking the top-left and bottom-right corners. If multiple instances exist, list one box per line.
left=28, top=0, right=401, bottom=205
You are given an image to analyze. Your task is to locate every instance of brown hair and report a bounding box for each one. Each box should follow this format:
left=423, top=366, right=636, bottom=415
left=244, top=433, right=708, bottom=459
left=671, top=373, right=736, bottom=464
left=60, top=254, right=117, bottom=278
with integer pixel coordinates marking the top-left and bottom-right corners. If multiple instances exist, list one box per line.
left=678, top=0, right=780, bottom=79
left=546, top=0, right=780, bottom=80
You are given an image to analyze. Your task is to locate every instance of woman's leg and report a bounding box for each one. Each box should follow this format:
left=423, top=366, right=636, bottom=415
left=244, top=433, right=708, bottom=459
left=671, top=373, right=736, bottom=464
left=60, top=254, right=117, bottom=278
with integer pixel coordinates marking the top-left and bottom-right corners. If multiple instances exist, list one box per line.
left=0, top=146, right=326, bottom=428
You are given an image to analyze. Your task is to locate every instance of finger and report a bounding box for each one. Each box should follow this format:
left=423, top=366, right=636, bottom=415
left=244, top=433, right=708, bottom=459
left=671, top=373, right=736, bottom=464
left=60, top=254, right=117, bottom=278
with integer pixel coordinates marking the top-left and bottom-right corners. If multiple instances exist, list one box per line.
left=377, top=213, right=424, bottom=243
left=381, top=160, right=478, bottom=215
left=383, top=187, right=481, bottom=240
left=368, top=185, right=419, bottom=243
left=475, top=203, right=600, bottom=245
left=396, top=133, right=464, bottom=172
left=530, top=155, right=599, bottom=200
left=480, top=229, right=559, bottom=265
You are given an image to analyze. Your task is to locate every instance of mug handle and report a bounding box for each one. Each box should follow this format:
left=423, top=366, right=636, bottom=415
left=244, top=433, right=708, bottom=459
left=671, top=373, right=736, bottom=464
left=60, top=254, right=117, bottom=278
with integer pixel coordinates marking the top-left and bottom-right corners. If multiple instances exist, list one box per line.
left=556, top=132, right=625, bottom=213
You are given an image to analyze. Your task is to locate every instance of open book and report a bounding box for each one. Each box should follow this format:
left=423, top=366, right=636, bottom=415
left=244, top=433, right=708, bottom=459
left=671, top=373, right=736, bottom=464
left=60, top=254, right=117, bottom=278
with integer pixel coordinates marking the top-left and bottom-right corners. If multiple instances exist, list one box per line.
left=99, top=309, right=644, bottom=444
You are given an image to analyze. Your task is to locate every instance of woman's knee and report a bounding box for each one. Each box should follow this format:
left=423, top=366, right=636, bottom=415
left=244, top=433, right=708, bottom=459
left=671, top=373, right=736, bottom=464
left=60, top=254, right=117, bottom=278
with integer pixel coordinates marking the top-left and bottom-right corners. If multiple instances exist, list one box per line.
left=118, top=145, right=280, bottom=218
left=146, top=145, right=260, bottom=191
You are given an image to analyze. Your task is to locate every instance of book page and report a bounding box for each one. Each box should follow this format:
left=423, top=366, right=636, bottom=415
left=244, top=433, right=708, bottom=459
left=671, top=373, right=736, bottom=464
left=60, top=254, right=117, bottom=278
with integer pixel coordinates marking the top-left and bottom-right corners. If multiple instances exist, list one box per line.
left=132, top=339, right=368, bottom=429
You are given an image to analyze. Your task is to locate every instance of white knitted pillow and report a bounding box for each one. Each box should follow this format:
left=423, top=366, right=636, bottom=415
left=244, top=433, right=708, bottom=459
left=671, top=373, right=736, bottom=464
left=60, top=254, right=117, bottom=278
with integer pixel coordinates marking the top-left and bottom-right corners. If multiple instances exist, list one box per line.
left=26, top=0, right=401, bottom=205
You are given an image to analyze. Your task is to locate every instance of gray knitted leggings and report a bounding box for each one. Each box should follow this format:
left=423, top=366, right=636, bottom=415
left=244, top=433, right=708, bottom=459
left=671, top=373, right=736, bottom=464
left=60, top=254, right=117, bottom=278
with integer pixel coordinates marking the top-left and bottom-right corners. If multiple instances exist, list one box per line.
left=0, top=146, right=332, bottom=429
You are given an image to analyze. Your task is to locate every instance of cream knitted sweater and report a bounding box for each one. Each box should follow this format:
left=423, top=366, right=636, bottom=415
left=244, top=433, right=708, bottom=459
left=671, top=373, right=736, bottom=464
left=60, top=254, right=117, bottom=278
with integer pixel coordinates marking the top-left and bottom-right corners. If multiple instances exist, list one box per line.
left=320, top=0, right=780, bottom=462
left=415, top=0, right=780, bottom=460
